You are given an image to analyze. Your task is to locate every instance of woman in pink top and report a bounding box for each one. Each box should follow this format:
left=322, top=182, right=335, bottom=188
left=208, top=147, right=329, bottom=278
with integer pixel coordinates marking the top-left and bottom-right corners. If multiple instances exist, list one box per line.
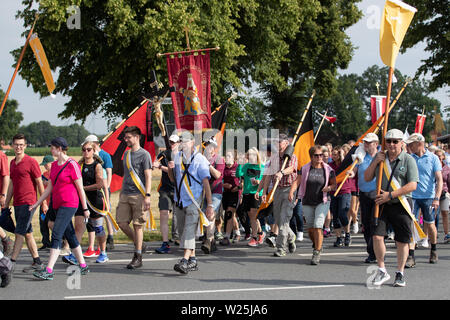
left=29, top=137, right=90, bottom=280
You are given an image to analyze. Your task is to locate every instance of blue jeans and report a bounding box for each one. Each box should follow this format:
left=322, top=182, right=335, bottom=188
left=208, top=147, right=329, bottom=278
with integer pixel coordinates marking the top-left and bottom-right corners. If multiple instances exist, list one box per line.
left=290, top=200, right=304, bottom=233
left=51, top=207, right=79, bottom=250
left=330, top=193, right=350, bottom=229
left=413, top=198, right=436, bottom=224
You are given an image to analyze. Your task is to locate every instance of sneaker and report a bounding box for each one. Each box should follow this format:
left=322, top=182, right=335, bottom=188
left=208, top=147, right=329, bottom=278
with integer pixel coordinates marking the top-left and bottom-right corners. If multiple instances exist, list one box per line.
left=257, top=233, right=265, bottom=245
left=220, top=237, right=230, bottom=246
left=372, top=269, right=391, bottom=286
left=96, top=253, right=109, bottom=264
left=23, top=262, right=43, bottom=273
left=273, top=249, right=286, bottom=257
left=173, top=240, right=180, bottom=246
left=244, top=234, right=252, bottom=241
left=106, top=236, right=114, bottom=251
left=214, top=231, right=224, bottom=241
left=201, top=239, right=212, bottom=254
left=387, top=232, right=395, bottom=240
left=444, top=233, right=450, bottom=244
left=83, top=247, right=99, bottom=258
left=333, top=237, right=344, bottom=247
left=364, top=256, right=377, bottom=264
left=419, top=238, right=429, bottom=248
left=59, top=248, right=71, bottom=256
left=1, top=237, right=14, bottom=257
left=344, top=233, right=352, bottom=247
left=232, top=234, right=241, bottom=243
left=0, top=272, right=12, bottom=287
left=311, top=249, right=321, bottom=265
left=265, top=235, right=277, bottom=248
left=429, top=250, right=438, bottom=264
left=187, top=257, right=198, bottom=271
left=247, top=237, right=259, bottom=247
left=211, top=240, right=218, bottom=253
left=323, top=229, right=331, bottom=238
left=351, top=222, right=359, bottom=234
left=405, top=256, right=416, bottom=268
left=155, top=242, right=171, bottom=254
left=288, top=238, right=297, bottom=253
left=38, top=245, right=50, bottom=252
left=174, top=258, right=189, bottom=274
left=126, top=253, right=143, bottom=269
left=296, top=232, right=304, bottom=242
left=393, top=272, right=406, bottom=287
left=79, top=265, right=90, bottom=275
left=33, top=269, right=54, bottom=281
left=62, top=253, right=78, bottom=266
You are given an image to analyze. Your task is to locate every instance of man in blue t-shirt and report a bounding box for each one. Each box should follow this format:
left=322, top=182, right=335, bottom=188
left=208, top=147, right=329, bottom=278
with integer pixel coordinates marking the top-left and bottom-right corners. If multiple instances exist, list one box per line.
left=405, top=133, right=442, bottom=266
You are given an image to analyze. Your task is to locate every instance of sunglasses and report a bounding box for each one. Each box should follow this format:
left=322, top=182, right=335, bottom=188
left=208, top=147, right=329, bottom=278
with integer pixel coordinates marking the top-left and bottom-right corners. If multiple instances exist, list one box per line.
left=313, top=154, right=323, bottom=158
left=386, top=139, right=400, bottom=145
left=82, top=148, right=93, bottom=152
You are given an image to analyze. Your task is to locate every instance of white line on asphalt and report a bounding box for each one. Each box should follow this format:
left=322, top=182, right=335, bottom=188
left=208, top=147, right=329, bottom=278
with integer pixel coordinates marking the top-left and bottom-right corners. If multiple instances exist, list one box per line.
left=297, top=251, right=395, bottom=257
left=65, top=284, right=345, bottom=299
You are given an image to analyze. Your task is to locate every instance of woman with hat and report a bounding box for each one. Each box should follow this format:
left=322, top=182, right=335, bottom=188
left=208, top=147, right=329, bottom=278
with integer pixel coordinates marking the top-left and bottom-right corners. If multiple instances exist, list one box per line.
left=30, top=137, right=90, bottom=280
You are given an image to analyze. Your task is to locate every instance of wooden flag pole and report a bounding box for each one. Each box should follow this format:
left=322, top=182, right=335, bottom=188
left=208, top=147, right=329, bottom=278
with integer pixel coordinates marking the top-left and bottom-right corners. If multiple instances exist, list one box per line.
left=0, top=14, right=39, bottom=117
left=267, top=90, right=315, bottom=204
left=373, top=67, right=395, bottom=226
left=314, top=109, right=328, bottom=142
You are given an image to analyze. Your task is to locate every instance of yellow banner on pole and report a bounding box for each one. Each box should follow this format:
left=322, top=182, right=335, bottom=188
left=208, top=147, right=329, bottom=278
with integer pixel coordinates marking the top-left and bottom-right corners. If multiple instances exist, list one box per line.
left=379, top=0, right=417, bottom=68
left=29, top=33, right=55, bottom=94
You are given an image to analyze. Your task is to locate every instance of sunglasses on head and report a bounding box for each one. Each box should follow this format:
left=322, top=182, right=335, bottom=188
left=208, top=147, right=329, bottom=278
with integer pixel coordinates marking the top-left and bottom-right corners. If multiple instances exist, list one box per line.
left=386, top=139, right=400, bottom=145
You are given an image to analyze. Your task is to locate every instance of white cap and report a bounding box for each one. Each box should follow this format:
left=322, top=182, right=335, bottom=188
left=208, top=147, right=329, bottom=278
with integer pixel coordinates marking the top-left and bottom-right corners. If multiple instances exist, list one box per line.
left=405, top=133, right=425, bottom=144
left=169, top=134, right=180, bottom=143
left=384, top=129, right=404, bottom=140
left=82, top=134, right=99, bottom=146
left=362, top=133, right=379, bottom=143
left=205, top=137, right=218, bottom=148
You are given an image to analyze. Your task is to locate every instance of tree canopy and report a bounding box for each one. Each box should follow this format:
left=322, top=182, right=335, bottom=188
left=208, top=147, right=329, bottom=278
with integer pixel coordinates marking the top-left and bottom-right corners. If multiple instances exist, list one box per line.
left=0, top=89, right=24, bottom=143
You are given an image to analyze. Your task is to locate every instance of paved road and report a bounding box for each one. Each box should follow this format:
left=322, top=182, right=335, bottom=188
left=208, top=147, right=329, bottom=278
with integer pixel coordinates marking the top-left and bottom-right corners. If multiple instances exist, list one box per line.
left=1, top=232, right=450, bottom=301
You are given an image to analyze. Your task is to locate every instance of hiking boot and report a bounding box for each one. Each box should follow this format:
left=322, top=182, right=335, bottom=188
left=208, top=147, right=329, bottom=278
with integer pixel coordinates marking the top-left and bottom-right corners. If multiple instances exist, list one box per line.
left=201, top=239, right=212, bottom=254
left=1, top=237, right=14, bottom=257
left=155, top=242, right=171, bottom=254
left=405, top=256, right=416, bottom=268
left=393, top=272, right=406, bottom=287
left=174, top=258, right=189, bottom=274
left=126, top=253, right=143, bottom=269
left=288, top=238, right=297, bottom=254
left=273, top=249, right=286, bottom=257
left=429, top=250, right=438, bottom=264
left=220, top=237, right=230, bottom=246
left=23, top=262, right=43, bottom=273
left=187, top=257, right=198, bottom=271
left=344, top=233, right=351, bottom=247
left=311, top=249, right=321, bottom=265
left=33, top=269, right=54, bottom=281
left=372, top=269, right=391, bottom=286
left=333, top=237, right=344, bottom=247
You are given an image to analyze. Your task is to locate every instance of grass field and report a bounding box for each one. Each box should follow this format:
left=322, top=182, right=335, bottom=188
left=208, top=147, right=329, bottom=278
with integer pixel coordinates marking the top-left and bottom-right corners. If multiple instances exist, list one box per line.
left=5, top=155, right=167, bottom=247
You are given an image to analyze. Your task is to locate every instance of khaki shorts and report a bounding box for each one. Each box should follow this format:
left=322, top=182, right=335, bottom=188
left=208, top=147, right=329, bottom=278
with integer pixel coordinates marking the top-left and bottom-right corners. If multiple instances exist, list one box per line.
left=116, top=193, right=148, bottom=226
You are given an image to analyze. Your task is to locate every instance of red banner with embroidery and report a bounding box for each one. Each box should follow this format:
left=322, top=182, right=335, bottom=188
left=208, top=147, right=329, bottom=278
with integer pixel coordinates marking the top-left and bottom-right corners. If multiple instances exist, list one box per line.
left=166, top=52, right=211, bottom=131
left=415, top=114, right=426, bottom=134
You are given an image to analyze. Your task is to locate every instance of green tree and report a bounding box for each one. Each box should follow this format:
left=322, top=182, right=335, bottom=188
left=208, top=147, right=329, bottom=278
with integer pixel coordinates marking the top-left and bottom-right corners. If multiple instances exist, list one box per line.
left=14, top=0, right=362, bottom=126
left=400, top=0, right=449, bottom=92
left=0, top=89, right=24, bottom=143
left=19, top=121, right=90, bottom=147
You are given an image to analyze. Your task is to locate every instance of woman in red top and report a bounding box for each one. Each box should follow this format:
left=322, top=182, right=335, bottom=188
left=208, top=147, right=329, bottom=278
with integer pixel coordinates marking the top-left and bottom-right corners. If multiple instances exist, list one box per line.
left=30, top=137, right=90, bottom=280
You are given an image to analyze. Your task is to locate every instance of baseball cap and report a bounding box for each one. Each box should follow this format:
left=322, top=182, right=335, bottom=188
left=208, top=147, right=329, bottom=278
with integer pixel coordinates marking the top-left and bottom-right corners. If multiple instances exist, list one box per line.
left=277, top=133, right=289, bottom=141
left=362, top=133, right=379, bottom=143
left=205, top=137, right=218, bottom=148
left=179, top=131, right=195, bottom=142
left=405, top=133, right=425, bottom=144
left=49, top=137, right=68, bottom=149
left=384, top=129, right=403, bottom=140
left=40, top=155, right=54, bottom=166
left=169, top=134, right=180, bottom=143
left=82, top=134, right=99, bottom=145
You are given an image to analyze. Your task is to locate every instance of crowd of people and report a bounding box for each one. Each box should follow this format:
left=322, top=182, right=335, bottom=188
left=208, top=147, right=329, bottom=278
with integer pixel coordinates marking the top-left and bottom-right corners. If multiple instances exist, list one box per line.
left=1, top=126, right=449, bottom=288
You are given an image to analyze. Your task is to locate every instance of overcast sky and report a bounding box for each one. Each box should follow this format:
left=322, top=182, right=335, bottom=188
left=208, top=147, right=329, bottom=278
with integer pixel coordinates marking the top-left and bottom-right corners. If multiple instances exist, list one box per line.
left=0, top=0, right=448, bottom=135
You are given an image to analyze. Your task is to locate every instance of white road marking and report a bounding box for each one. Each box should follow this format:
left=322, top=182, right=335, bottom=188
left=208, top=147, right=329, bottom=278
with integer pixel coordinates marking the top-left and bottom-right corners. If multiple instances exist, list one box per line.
left=65, top=284, right=345, bottom=300
left=297, top=251, right=395, bottom=257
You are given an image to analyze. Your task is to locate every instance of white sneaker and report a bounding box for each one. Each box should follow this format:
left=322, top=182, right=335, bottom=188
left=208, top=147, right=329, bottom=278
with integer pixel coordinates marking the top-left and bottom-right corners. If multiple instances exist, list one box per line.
left=351, top=223, right=359, bottom=234
left=296, top=232, right=304, bottom=242
left=372, top=269, right=391, bottom=286
left=419, top=238, right=429, bottom=248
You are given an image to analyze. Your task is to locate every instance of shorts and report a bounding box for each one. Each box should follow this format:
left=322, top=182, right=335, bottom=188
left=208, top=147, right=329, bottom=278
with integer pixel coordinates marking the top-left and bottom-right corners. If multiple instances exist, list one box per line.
left=158, top=190, right=174, bottom=211
left=14, top=205, right=34, bottom=236
left=222, top=191, right=239, bottom=209
left=302, top=202, right=330, bottom=229
left=86, top=217, right=105, bottom=236
left=373, top=202, right=412, bottom=243
left=440, top=193, right=450, bottom=212
left=116, top=193, right=148, bottom=226
left=242, top=193, right=260, bottom=212
left=413, top=198, right=436, bottom=224
left=202, top=193, right=223, bottom=220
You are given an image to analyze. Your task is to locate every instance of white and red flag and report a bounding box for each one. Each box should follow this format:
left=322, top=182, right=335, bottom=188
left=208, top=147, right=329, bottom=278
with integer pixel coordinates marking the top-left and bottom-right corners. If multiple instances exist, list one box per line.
left=370, top=95, right=387, bottom=124
left=415, top=114, right=426, bottom=134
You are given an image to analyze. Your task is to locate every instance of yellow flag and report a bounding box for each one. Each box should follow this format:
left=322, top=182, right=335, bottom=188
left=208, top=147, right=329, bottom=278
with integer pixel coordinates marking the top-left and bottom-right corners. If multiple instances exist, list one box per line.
left=379, top=0, right=417, bottom=68
left=29, top=33, right=55, bottom=94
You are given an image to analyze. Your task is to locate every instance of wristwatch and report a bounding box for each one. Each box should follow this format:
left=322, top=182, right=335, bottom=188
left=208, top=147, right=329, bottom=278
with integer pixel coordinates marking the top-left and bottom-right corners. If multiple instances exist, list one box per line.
left=433, top=197, right=439, bottom=201
left=145, top=193, right=151, bottom=197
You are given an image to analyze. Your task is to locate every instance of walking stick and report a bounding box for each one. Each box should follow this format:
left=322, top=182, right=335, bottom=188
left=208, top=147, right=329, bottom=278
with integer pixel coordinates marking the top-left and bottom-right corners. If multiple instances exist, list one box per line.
left=267, top=90, right=316, bottom=204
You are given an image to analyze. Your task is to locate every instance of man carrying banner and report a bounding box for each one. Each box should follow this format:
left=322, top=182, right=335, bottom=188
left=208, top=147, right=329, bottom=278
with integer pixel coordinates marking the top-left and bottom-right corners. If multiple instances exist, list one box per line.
left=116, top=126, right=153, bottom=269
left=262, top=134, right=297, bottom=257
left=404, top=133, right=442, bottom=266
left=364, top=129, right=419, bottom=287
left=167, top=131, right=214, bottom=274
